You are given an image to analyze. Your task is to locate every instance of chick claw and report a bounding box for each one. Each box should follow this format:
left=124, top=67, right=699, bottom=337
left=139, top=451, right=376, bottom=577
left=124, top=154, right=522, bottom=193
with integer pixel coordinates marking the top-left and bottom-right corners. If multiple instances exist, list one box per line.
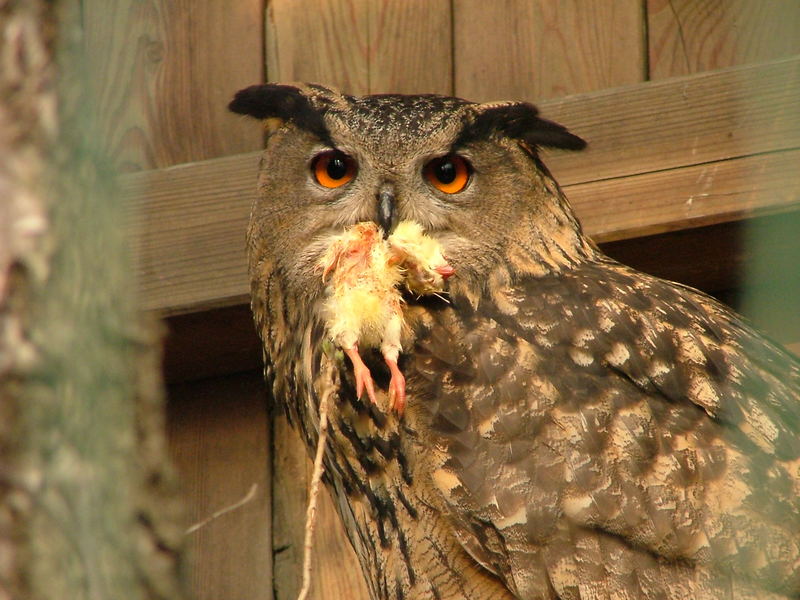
left=344, top=345, right=377, bottom=405
left=385, top=357, right=407, bottom=415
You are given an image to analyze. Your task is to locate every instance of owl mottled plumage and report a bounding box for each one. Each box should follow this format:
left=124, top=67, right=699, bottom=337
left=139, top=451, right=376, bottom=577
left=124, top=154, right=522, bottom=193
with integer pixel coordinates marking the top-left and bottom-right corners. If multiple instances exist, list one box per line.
left=231, top=83, right=800, bottom=599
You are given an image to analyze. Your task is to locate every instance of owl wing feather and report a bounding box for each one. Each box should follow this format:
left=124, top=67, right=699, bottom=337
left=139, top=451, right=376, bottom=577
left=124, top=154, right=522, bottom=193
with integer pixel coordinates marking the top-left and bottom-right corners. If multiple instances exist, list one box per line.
left=409, top=259, right=800, bottom=599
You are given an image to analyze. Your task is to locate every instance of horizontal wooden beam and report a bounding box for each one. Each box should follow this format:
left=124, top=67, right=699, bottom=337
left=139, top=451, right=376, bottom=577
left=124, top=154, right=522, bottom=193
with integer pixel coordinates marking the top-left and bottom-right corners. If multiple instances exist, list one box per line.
left=124, top=56, right=800, bottom=315
left=125, top=153, right=258, bottom=314
left=573, top=148, right=800, bottom=243
left=544, top=55, right=800, bottom=185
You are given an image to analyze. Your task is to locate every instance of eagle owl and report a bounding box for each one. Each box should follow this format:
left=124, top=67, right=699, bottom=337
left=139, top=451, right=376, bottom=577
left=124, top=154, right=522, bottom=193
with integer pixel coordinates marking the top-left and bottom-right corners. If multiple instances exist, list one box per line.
left=230, top=84, right=800, bottom=599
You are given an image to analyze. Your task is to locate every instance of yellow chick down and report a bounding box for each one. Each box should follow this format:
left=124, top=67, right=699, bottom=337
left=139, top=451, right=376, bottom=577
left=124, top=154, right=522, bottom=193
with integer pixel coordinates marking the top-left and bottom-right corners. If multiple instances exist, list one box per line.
left=389, top=221, right=455, bottom=296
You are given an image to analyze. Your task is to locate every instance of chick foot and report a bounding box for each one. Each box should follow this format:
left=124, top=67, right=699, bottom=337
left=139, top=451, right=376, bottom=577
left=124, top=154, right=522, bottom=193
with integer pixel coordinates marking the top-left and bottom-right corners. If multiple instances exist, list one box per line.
left=385, top=357, right=407, bottom=414
left=344, top=345, right=377, bottom=405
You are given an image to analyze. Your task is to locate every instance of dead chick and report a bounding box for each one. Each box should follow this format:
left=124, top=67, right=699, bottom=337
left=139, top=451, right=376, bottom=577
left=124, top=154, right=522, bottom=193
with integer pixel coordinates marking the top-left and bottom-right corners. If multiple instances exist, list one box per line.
left=388, top=220, right=455, bottom=297
left=319, top=222, right=407, bottom=412
left=319, top=221, right=455, bottom=414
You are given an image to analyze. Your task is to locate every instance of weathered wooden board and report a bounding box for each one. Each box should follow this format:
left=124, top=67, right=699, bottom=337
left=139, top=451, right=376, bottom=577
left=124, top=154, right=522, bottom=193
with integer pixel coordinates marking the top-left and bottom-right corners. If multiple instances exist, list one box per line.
left=266, top=0, right=370, bottom=94
left=367, top=0, right=453, bottom=95
left=82, top=0, right=164, bottom=172
left=570, top=148, right=800, bottom=243
left=166, top=372, right=272, bottom=600
left=266, top=0, right=452, bottom=95
left=647, top=0, right=800, bottom=79
left=124, top=152, right=259, bottom=314
left=84, top=0, right=264, bottom=171
left=128, top=147, right=800, bottom=313
left=453, top=0, right=644, bottom=102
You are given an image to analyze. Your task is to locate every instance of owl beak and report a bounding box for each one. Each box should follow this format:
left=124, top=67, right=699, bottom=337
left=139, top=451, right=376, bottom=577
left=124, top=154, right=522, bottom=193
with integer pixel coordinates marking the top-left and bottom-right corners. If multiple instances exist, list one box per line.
left=377, top=190, right=396, bottom=238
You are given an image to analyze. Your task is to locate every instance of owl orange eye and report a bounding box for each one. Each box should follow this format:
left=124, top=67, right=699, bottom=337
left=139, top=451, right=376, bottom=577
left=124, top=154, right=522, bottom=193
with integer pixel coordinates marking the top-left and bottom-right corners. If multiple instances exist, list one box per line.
left=312, top=151, right=356, bottom=188
left=424, top=155, right=471, bottom=194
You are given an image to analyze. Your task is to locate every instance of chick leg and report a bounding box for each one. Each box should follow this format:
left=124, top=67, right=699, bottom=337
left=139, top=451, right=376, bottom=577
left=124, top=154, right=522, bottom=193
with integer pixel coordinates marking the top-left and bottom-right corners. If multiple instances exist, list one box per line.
left=343, top=344, right=377, bottom=404
left=384, top=357, right=406, bottom=414
left=381, top=311, right=406, bottom=414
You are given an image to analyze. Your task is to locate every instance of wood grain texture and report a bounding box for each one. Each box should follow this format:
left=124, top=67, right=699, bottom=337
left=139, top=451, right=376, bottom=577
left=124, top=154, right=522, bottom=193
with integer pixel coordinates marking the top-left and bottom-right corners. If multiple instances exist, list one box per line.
left=123, top=152, right=258, bottom=314
left=83, top=0, right=164, bottom=172
left=266, top=0, right=451, bottom=95
left=272, top=416, right=370, bottom=600
left=266, top=0, right=369, bottom=94
left=367, top=0, right=453, bottom=94
left=648, top=0, right=800, bottom=79
left=84, top=0, right=264, bottom=172
left=454, top=0, right=645, bottom=102
left=569, top=148, right=800, bottom=243
left=167, top=372, right=272, bottom=600
left=123, top=58, right=800, bottom=314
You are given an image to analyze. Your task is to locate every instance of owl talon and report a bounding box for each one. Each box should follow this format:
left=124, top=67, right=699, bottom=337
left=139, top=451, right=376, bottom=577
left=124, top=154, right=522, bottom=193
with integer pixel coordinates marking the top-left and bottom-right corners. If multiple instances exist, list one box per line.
left=385, top=358, right=406, bottom=414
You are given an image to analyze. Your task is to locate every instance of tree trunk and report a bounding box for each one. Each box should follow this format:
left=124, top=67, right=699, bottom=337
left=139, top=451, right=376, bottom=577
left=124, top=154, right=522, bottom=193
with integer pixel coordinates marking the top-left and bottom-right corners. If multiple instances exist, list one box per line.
left=0, top=1, right=188, bottom=598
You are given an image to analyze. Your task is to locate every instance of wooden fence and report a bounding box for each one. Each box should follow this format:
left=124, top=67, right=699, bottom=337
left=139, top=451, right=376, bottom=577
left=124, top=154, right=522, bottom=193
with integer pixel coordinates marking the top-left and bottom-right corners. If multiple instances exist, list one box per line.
left=84, top=1, right=800, bottom=598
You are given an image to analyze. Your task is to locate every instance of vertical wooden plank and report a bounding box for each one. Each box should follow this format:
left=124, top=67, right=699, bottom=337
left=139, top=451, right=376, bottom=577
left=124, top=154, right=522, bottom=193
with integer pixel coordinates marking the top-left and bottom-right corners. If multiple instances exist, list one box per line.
left=266, top=0, right=453, bottom=92
left=167, top=372, right=272, bottom=600
left=84, top=0, right=264, bottom=172
left=367, top=0, right=453, bottom=94
left=263, top=3, right=374, bottom=597
left=455, top=0, right=534, bottom=101
left=83, top=0, right=163, bottom=172
left=265, top=0, right=369, bottom=94
left=454, top=0, right=645, bottom=102
left=152, top=1, right=266, bottom=166
left=264, top=0, right=371, bottom=591
left=647, top=0, right=800, bottom=79
left=272, top=417, right=370, bottom=600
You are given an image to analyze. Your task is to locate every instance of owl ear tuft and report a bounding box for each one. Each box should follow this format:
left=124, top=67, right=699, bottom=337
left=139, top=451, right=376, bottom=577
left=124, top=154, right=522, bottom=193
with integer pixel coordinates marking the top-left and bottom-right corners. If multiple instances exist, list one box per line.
left=229, top=84, right=332, bottom=144
left=457, top=103, right=586, bottom=151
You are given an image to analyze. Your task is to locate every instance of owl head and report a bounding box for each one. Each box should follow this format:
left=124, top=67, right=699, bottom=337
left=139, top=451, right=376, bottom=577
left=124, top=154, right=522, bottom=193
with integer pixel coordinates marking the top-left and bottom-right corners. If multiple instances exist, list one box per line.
left=231, top=83, right=591, bottom=307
